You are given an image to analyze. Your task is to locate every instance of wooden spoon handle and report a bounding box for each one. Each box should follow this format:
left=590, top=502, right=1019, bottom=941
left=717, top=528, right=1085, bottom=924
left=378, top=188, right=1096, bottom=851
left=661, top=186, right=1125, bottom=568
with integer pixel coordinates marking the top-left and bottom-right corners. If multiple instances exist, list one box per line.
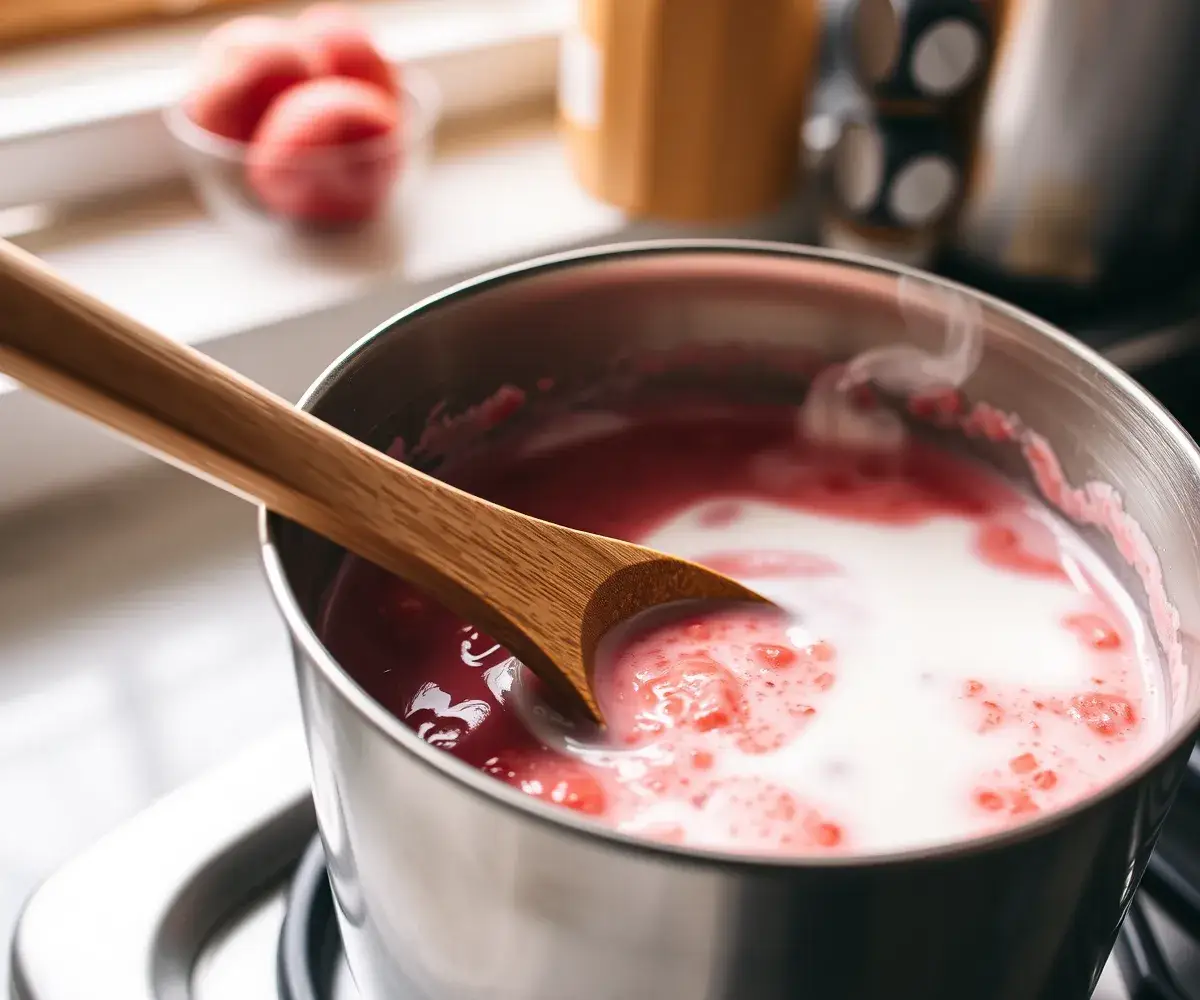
left=0, top=239, right=533, bottom=619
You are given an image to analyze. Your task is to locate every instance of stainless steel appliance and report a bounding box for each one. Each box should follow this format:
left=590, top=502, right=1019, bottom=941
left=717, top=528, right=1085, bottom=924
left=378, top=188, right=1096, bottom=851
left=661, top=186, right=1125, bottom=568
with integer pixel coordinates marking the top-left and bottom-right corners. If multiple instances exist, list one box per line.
left=947, top=0, right=1200, bottom=305
left=252, top=241, right=1200, bottom=1000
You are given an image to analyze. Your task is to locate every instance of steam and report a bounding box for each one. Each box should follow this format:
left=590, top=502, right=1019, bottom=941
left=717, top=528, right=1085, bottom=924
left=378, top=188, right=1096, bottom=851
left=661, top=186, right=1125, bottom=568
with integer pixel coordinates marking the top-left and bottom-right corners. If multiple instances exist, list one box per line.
left=800, top=276, right=984, bottom=450
left=842, top=276, right=984, bottom=394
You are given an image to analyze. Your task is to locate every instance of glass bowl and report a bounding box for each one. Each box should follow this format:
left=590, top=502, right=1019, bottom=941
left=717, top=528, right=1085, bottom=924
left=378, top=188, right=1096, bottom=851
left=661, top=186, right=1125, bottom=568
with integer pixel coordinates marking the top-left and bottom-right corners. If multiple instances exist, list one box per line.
left=165, top=67, right=441, bottom=240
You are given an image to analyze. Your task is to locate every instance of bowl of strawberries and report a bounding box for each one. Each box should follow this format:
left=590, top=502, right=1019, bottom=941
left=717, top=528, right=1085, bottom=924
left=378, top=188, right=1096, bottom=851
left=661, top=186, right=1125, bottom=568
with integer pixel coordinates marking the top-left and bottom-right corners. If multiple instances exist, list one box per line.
left=166, top=4, right=439, bottom=236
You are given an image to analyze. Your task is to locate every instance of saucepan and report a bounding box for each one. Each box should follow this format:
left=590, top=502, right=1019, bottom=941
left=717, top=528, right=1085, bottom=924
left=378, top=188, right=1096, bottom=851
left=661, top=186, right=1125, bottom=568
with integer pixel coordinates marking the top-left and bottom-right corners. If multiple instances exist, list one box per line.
left=260, top=240, right=1200, bottom=1000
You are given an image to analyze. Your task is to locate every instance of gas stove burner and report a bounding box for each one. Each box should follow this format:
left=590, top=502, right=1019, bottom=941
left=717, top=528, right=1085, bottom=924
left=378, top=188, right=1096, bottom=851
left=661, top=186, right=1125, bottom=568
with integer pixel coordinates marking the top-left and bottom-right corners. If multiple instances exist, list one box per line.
left=1120, top=902, right=1189, bottom=1000
left=1116, top=747, right=1200, bottom=1000
left=278, top=838, right=341, bottom=1000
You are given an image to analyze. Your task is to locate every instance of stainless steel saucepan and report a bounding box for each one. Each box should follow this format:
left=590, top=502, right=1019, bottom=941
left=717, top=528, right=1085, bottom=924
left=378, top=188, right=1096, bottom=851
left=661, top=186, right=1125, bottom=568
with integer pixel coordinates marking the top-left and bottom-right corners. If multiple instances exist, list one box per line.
left=261, top=240, right=1200, bottom=1000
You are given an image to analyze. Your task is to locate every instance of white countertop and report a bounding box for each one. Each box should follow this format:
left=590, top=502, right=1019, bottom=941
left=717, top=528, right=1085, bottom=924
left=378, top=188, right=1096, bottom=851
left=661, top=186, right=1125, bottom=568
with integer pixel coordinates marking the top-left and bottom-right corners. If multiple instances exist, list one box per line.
left=0, top=466, right=300, bottom=986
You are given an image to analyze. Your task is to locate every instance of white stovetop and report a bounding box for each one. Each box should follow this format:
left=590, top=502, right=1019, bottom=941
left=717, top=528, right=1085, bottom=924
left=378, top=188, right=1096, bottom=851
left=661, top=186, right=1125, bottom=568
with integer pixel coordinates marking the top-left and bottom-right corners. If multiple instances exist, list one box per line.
left=0, top=466, right=301, bottom=986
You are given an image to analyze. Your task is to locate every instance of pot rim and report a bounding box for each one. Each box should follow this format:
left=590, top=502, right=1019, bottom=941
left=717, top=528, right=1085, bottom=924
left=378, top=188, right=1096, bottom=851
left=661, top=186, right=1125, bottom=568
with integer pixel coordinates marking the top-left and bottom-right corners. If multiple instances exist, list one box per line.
left=260, top=237, right=1200, bottom=871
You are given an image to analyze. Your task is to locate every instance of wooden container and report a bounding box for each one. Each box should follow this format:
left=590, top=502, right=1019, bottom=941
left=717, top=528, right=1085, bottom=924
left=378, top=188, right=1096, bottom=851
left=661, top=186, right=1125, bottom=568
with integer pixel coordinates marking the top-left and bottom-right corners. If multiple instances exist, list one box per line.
left=559, top=0, right=820, bottom=223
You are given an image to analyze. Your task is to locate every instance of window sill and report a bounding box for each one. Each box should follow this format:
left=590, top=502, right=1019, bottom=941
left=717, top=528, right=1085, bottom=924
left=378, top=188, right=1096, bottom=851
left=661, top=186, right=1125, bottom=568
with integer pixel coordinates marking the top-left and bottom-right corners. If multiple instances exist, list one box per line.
left=0, top=104, right=819, bottom=516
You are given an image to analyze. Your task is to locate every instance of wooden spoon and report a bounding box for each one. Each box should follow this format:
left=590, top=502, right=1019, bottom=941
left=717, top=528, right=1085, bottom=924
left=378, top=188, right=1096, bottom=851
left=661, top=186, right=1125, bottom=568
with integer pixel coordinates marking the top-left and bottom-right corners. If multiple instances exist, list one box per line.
left=0, top=240, right=768, bottom=723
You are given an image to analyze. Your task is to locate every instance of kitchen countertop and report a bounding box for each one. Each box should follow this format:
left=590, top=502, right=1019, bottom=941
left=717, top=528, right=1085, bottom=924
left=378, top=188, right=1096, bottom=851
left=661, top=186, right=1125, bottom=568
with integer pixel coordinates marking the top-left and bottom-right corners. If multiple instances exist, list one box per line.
left=0, top=466, right=300, bottom=986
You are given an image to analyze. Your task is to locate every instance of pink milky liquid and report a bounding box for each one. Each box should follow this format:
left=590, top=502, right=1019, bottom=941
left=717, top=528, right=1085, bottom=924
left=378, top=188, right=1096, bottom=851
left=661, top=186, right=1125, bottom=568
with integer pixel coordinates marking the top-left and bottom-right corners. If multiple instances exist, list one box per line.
left=318, top=406, right=1164, bottom=855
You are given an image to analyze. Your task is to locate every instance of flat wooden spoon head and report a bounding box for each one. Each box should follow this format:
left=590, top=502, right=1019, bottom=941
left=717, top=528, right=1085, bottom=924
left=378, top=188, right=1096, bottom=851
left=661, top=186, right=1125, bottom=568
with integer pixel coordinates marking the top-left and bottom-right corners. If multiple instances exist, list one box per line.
left=440, top=510, right=771, bottom=722
left=0, top=239, right=771, bottom=724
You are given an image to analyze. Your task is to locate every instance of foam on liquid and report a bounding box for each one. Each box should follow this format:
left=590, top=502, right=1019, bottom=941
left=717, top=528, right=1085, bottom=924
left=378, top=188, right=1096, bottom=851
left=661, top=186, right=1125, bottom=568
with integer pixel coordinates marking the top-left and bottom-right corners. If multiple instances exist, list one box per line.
left=319, top=407, right=1165, bottom=856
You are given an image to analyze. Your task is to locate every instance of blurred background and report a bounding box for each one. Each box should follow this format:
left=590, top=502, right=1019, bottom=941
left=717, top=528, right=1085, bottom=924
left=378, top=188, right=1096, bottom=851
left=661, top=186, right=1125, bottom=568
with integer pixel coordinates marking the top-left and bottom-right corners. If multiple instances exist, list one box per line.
left=3, top=0, right=1200, bottom=995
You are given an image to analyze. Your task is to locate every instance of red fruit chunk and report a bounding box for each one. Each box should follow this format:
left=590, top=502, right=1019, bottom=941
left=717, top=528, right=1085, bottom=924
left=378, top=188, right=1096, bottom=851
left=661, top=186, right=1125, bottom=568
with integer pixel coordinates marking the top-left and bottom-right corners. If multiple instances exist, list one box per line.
left=1068, top=692, right=1138, bottom=737
left=629, top=654, right=744, bottom=738
left=185, top=16, right=317, bottom=141
left=752, top=643, right=798, bottom=669
left=246, top=77, right=400, bottom=224
left=297, top=3, right=399, bottom=97
left=1009, top=753, right=1038, bottom=774
left=807, top=641, right=836, bottom=663
left=975, top=787, right=1039, bottom=816
left=980, top=700, right=1005, bottom=730
left=1063, top=613, right=1122, bottom=651
left=1033, top=770, right=1058, bottom=791
left=975, top=789, right=1005, bottom=812
left=483, top=753, right=607, bottom=816
left=1009, top=790, right=1039, bottom=815
left=806, top=819, right=844, bottom=848
left=976, top=522, right=1066, bottom=579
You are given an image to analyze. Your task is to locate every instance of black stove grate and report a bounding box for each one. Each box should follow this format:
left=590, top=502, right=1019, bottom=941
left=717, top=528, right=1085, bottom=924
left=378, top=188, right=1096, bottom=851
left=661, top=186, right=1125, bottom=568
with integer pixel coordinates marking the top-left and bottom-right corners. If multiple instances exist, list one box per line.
left=1116, top=751, right=1200, bottom=1000
left=1117, top=902, right=1189, bottom=1000
left=278, top=836, right=342, bottom=1000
